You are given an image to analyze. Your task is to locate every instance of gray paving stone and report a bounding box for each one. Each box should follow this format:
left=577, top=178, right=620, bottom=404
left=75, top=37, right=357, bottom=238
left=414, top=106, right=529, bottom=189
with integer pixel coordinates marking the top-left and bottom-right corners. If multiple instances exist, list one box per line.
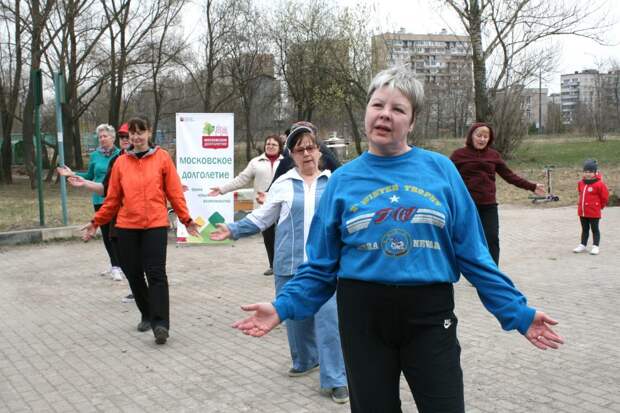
left=0, top=206, right=618, bottom=412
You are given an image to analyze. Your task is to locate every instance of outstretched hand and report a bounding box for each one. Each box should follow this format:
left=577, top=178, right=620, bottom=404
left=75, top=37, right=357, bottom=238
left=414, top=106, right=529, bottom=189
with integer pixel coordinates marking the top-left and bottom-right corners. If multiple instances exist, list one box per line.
left=525, top=311, right=564, bottom=350
left=67, top=175, right=86, bottom=187
left=57, top=165, right=75, bottom=177
left=209, top=223, right=231, bottom=241
left=81, top=222, right=97, bottom=242
left=208, top=187, right=222, bottom=196
left=232, top=303, right=280, bottom=337
left=255, top=191, right=266, bottom=205
left=186, top=221, right=201, bottom=237
left=534, top=183, right=546, bottom=196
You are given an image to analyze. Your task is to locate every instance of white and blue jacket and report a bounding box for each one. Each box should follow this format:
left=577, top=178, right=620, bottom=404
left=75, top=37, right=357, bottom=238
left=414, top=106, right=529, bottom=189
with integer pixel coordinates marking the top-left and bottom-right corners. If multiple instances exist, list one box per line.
left=228, top=168, right=331, bottom=276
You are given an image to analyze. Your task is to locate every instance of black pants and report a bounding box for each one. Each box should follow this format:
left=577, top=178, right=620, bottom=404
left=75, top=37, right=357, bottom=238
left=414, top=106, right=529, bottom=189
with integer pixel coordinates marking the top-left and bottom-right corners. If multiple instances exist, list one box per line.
left=117, top=227, right=169, bottom=329
left=337, top=279, right=464, bottom=413
left=580, top=217, right=601, bottom=246
left=476, top=203, right=500, bottom=265
left=262, top=224, right=276, bottom=268
left=94, top=204, right=121, bottom=267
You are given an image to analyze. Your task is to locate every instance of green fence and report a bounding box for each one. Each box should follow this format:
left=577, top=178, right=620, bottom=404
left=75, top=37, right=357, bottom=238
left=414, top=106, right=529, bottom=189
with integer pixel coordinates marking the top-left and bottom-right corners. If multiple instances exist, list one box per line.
left=1, top=133, right=97, bottom=165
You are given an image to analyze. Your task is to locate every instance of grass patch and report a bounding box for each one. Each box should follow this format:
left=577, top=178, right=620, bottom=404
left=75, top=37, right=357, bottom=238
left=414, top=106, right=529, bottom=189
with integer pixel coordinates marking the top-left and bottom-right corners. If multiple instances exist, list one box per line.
left=420, top=134, right=620, bottom=208
left=510, top=136, right=620, bottom=168
left=0, top=176, right=94, bottom=231
left=1, top=134, right=618, bottom=232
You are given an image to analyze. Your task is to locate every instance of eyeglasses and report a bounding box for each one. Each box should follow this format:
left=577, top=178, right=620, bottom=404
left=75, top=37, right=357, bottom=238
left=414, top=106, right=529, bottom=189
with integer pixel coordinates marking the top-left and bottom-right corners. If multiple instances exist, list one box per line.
left=292, top=145, right=317, bottom=155
left=119, top=135, right=130, bottom=140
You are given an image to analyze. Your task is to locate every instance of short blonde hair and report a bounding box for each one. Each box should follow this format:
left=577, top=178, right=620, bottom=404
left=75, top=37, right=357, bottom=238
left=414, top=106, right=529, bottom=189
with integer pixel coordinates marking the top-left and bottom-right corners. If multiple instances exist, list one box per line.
left=96, top=123, right=115, bottom=137
left=367, top=66, right=424, bottom=121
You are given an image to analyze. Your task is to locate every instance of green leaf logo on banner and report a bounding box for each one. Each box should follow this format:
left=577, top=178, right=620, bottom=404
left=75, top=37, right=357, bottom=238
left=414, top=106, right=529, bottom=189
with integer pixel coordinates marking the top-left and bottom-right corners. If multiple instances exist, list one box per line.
left=202, top=122, right=215, bottom=135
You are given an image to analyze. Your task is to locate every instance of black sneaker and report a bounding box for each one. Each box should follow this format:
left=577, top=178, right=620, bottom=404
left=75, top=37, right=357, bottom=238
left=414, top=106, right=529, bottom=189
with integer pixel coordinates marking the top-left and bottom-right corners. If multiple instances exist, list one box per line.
left=137, top=320, right=151, bottom=332
left=122, top=294, right=135, bottom=303
left=153, top=326, right=169, bottom=345
left=287, top=363, right=319, bottom=377
left=331, top=386, right=349, bottom=404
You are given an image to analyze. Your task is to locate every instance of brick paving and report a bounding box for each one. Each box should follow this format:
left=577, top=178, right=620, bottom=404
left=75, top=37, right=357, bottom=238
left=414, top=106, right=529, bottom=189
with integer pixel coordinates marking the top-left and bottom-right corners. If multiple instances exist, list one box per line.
left=0, top=205, right=618, bottom=412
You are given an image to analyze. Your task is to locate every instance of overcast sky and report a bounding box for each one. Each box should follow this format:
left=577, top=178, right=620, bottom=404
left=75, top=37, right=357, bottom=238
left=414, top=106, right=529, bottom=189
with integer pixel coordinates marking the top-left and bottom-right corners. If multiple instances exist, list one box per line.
left=183, top=0, right=620, bottom=94
left=357, top=0, right=620, bottom=93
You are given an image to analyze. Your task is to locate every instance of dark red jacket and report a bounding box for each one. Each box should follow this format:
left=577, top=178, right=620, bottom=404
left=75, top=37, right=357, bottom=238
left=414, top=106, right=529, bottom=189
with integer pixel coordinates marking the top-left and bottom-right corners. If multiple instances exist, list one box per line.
left=450, top=146, right=537, bottom=205
left=577, top=173, right=609, bottom=218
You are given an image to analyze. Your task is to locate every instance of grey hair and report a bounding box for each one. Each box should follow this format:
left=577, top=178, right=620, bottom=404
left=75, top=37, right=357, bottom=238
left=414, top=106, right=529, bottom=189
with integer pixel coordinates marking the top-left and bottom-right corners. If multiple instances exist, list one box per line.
left=96, top=123, right=115, bottom=137
left=367, top=66, right=424, bottom=119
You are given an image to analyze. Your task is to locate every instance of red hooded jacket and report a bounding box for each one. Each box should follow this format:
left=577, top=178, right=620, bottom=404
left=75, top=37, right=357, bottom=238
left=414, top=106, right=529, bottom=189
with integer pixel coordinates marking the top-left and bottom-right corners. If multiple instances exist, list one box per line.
left=577, top=173, right=609, bottom=218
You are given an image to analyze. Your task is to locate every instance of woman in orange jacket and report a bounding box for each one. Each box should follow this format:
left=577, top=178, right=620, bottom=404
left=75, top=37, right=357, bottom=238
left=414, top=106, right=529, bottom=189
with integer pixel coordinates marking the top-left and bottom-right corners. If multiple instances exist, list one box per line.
left=82, top=116, right=199, bottom=345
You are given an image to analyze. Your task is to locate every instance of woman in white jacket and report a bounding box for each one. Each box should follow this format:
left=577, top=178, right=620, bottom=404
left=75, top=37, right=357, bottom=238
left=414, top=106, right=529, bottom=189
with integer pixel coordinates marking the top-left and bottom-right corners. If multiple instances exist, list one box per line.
left=209, top=135, right=283, bottom=275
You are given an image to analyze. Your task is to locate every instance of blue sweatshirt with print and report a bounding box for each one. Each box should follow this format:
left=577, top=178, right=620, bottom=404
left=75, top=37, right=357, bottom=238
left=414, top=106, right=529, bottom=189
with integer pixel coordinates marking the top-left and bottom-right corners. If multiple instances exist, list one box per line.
left=273, top=148, right=536, bottom=335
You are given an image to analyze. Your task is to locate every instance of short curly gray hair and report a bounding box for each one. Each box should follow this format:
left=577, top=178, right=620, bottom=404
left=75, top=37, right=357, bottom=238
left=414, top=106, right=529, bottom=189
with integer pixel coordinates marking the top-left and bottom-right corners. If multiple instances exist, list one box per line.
left=367, top=66, right=424, bottom=122
left=95, top=123, right=115, bottom=137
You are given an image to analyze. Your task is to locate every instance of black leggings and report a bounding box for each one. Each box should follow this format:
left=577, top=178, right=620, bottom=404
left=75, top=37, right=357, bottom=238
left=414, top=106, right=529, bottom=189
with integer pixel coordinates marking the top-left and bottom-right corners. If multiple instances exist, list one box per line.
left=580, top=217, right=601, bottom=246
left=94, top=204, right=120, bottom=267
left=116, top=227, right=169, bottom=329
left=476, top=203, right=500, bottom=265
left=337, top=279, right=464, bottom=413
left=262, top=224, right=275, bottom=268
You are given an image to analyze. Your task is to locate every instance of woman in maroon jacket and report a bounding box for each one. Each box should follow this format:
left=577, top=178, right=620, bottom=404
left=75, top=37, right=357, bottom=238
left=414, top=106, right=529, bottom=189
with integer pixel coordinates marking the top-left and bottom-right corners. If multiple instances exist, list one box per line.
left=450, top=123, right=545, bottom=264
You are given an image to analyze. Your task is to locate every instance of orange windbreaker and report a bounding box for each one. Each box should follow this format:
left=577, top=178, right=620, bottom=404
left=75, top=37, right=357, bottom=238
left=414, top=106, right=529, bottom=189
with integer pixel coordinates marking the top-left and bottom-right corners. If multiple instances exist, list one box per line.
left=92, top=147, right=192, bottom=229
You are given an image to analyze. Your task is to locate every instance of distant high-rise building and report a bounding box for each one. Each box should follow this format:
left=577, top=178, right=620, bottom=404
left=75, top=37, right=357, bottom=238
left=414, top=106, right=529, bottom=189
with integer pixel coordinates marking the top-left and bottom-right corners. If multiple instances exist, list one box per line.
left=371, top=29, right=472, bottom=85
left=371, top=29, right=474, bottom=137
left=549, top=93, right=561, bottom=105
left=560, top=69, right=619, bottom=125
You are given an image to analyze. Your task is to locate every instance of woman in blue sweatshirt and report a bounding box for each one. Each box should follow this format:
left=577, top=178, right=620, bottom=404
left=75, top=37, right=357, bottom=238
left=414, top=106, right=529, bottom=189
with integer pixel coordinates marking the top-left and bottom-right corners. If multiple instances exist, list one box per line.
left=231, top=67, right=564, bottom=412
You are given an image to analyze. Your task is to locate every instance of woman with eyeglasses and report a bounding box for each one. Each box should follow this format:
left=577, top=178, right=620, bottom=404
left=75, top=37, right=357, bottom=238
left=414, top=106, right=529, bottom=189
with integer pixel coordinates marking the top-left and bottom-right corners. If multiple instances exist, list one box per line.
left=210, top=121, right=349, bottom=404
left=208, top=135, right=284, bottom=276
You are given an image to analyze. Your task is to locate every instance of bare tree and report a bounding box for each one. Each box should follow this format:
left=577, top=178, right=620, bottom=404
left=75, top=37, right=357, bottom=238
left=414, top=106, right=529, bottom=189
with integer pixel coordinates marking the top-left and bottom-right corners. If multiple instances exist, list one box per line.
left=21, top=0, right=56, bottom=186
left=144, top=0, right=186, bottom=134
left=44, top=0, right=113, bottom=168
left=0, top=0, right=23, bottom=184
left=102, top=0, right=173, bottom=128
left=329, top=4, right=374, bottom=154
left=444, top=0, right=611, bottom=154
left=545, top=101, right=564, bottom=135
left=270, top=0, right=343, bottom=122
left=226, top=0, right=281, bottom=160
left=176, top=0, right=238, bottom=113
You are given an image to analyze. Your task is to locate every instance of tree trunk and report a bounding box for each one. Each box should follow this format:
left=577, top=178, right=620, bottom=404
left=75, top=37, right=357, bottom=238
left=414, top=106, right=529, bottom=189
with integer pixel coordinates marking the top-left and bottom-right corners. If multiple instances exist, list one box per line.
left=469, top=2, right=491, bottom=122
left=344, top=100, right=362, bottom=155
left=22, top=83, right=36, bottom=188
left=1, top=111, right=13, bottom=183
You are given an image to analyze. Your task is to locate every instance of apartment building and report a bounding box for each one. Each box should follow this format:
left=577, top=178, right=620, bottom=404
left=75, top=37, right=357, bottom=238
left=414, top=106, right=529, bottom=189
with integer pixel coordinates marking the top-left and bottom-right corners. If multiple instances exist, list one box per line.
left=560, top=69, right=620, bottom=125
left=371, top=28, right=472, bottom=84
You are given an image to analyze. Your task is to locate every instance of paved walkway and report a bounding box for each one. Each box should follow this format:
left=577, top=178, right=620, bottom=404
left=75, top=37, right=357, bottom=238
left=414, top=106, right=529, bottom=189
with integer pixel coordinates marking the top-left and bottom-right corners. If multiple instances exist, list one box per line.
left=0, top=206, right=619, bottom=412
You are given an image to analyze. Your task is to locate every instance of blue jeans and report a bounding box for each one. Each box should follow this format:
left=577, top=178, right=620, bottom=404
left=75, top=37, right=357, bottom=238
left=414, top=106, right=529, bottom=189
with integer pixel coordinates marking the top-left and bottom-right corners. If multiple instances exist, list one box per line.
left=274, top=274, right=347, bottom=389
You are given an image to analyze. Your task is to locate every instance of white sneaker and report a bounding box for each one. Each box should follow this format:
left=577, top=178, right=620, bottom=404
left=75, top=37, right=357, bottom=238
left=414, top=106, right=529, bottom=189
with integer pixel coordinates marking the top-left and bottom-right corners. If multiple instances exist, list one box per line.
left=573, top=244, right=587, bottom=253
left=590, top=246, right=600, bottom=255
left=110, top=267, right=124, bottom=281
left=100, top=267, right=112, bottom=277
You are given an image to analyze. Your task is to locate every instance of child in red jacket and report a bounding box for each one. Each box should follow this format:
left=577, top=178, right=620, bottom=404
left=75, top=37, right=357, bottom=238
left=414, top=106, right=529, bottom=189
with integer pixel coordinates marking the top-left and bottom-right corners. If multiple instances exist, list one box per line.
left=573, top=159, right=609, bottom=255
